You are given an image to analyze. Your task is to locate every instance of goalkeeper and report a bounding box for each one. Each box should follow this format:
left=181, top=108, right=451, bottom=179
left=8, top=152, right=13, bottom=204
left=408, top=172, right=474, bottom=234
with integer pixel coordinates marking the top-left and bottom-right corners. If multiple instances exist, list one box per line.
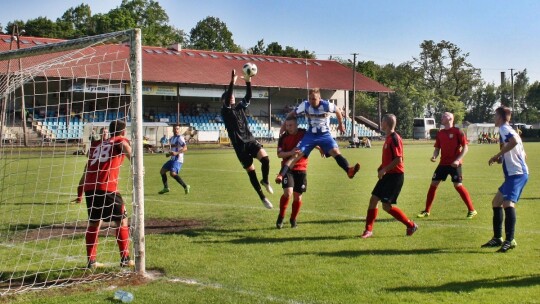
left=81, top=120, right=133, bottom=268
left=221, top=69, right=273, bottom=209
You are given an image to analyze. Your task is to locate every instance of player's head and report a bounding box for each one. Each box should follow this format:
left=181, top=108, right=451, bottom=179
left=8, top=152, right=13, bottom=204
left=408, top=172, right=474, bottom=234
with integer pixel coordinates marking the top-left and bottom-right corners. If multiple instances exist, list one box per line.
left=382, top=113, right=397, bottom=132
left=99, top=127, right=109, bottom=140
left=285, top=116, right=298, bottom=134
left=494, top=106, right=511, bottom=126
left=222, top=91, right=235, bottom=106
left=308, top=88, right=321, bottom=107
left=441, top=112, right=454, bottom=127
left=109, top=120, right=126, bottom=137
left=173, top=124, right=181, bottom=135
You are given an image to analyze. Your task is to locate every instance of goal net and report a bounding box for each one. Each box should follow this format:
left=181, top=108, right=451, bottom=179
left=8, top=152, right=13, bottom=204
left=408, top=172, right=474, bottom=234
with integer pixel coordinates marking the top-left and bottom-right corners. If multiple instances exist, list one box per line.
left=0, top=29, right=145, bottom=295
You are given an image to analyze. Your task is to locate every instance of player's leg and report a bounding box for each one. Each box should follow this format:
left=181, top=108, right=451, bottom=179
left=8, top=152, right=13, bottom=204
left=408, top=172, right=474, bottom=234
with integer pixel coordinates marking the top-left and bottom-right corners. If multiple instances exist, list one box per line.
left=170, top=162, right=189, bottom=194
left=276, top=134, right=316, bottom=184
left=481, top=191, right=504, bottom=247
left=110, top=193, right=133, bottom=267
left=85, top=191, right=104, bottom=268
left=326, top=138, right=360, bottom=179
left=159, top=162, right=171, bottom=194
left=361, top=195, right=380, bottom=238
left=451, top=166, right=476, bottom=218
left=290, top=172, right=307, bottom=228
left=380, top=174, right=417, bottom=236
left=255, top=147, right=273, bottom=194
left=497, top=174, right=527, bottom=252
left=418, top=166, right=446, bottom=217
left=277, top=180, right=293, bottom=229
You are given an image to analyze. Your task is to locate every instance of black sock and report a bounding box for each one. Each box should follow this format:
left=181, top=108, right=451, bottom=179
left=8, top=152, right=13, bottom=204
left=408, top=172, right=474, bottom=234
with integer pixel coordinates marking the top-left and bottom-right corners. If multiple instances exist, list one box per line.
left=334, top=154, right=350, bottom=172
left=161, top=174, right=168, bottom=188
left=260, top=156, right=270, bottom=183
left=504, top=207, right=516, bottom=241
left=493, top=207, right=503, bottom=239
left=173, top=175, right=187, bottom=188
left=247, top=170, right=265, bottom=200
left=279, top=165, right=290, bottom=177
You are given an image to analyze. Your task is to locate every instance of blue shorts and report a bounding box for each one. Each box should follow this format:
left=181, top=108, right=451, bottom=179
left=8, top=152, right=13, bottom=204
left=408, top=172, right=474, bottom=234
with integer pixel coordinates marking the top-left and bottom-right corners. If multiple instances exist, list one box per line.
left=297, top=132, right=338, bottom=157
left=498, top=174, right=528, bottom=203
left=162, top=160, right=183, bottom=174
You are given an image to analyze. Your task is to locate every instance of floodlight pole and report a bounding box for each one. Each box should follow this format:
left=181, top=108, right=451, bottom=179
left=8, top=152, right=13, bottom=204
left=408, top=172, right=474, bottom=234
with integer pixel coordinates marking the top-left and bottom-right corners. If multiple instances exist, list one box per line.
left=350, top=53, right=357, bottom=141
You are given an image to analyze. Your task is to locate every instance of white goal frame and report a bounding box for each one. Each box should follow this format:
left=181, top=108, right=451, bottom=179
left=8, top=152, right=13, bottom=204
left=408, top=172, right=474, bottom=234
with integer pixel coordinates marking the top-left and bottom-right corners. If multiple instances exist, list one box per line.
left=0, top=28, right=145, bottom=295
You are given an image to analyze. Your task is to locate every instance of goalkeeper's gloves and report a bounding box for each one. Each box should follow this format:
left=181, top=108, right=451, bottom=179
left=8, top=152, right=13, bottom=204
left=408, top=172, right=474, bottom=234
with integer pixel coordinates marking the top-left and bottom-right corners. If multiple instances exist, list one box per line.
left=243, top=74, right=252, bottom=83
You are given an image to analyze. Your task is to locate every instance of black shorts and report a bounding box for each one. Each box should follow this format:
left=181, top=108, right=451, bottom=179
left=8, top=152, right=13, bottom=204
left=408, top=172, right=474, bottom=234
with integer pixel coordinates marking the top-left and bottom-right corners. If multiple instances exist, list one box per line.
left=432, top=165, right=463, bottom=183
left=282, top=170, right=307, bottom=193
left=233, top=140, right=263, bottom=169
left=371, top=173, right=404, bottom=204
left=85, top=190, right=127, bottom=222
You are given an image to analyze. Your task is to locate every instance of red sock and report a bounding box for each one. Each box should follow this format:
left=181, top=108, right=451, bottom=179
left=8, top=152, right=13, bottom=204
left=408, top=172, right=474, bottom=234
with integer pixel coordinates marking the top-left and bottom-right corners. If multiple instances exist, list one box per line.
left=455, top=185, right=474, bottom=211
left=85, top=226, right=99, bottom=262
left=291, top=199, right=302, bottom=220
left=116, top=226, right=130, bottom=259
left=365, top=208, right=378, bottom=231
left=387, top=207, right=414, bottom=228
left=279, top=195, right=289, bottom=218
left=425, top=185, right=437, bottom=212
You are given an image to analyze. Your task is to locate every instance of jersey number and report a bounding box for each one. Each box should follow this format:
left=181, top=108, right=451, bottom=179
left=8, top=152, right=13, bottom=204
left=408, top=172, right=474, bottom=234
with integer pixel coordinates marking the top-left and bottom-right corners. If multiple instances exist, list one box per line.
left=90, top=143, right=113, bottom=166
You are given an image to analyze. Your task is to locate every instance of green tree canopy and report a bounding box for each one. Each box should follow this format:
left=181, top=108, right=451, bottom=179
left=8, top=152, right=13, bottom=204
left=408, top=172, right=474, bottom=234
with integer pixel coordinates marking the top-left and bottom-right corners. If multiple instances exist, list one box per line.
left=189, top=16, right=241, bottom=53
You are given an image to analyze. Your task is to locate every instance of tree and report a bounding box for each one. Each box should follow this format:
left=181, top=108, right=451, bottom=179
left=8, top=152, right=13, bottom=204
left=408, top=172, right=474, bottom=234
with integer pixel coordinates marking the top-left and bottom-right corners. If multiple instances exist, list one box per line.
left=21, top=17, right=59, bottom=38
left=413, top=40, right=481, bottom=118
left=247, top=39, right=265, bottom=55
left=524, top=81, right=540, bottom=123
left=56, top=4, right=92, bottom=38
left=387, top=91, right=413, bottom=138
left=465, top=83, right=498, bottom=123
left=189, top=16, right=241, bottom=52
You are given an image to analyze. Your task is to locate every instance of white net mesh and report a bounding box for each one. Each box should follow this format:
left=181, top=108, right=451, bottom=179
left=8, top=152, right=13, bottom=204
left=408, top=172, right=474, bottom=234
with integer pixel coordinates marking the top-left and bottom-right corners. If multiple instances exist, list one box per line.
left=0, top=31, right=139, bottom=295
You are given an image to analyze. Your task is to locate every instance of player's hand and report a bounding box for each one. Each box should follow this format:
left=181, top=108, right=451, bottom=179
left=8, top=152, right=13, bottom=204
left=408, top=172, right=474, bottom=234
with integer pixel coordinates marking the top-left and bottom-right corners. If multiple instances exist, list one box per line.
left=451, top=161, right=459, bottom=168
left=377, top=168, right=386, bottom=180
left=338, top=124, right=345, bottom=134
left=165, top=152, right=171, bottom=157
left=488, top=155, right=500, bottom=166
left=430, top=156, right=437, bottom=162
left=231, top=69, right=238, bottom=84
left=71, top=197, right=82, bottom=203
left=242, top=74, right=251, bottom=83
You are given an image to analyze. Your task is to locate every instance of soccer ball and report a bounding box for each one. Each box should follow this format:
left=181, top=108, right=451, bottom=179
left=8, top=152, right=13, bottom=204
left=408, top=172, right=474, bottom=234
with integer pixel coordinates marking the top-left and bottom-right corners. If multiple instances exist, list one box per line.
left=242, top=62, right=258, bottom=77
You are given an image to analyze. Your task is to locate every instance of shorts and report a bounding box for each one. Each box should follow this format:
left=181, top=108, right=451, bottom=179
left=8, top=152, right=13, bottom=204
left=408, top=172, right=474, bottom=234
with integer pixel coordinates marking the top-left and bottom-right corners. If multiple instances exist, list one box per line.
left=162, top=160, right=183, bottom=174
left=85, top=190, right=127, bottom=222
left=499, top=174, right=528, bottom=203
left=234, top=140, right=263, bottom=169
left=282, top=170, right=307, bottom=193
left=432, top=165, right=463, bottom=183
left=371, top=173, right=404, bottom=204
left=297, top=132, right=338, bottom=157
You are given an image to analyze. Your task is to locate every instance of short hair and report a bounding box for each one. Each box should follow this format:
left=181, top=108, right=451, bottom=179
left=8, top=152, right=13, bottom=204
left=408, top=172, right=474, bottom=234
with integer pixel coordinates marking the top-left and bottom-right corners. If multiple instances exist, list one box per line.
left=309, top=88, right=320, bottom=95
left=109, top=120, right=126, bottom=137
left=382, top=113, right=397, bottom=129
left=174, top=124, right=181, bottom=129
left=285, top=116, right=297, bottom=122
left=495, top=106, right=512, bottom=122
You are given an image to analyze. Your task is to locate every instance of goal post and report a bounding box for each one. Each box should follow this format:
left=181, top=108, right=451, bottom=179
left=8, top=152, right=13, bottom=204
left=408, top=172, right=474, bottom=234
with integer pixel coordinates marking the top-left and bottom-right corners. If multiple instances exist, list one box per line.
left=0, top=28, right=145, bottom=295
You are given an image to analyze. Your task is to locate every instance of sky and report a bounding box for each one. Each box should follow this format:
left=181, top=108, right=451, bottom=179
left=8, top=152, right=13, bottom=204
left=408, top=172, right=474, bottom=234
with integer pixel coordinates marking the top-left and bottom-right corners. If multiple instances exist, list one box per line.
left=1, top=0, right=539, bottom=84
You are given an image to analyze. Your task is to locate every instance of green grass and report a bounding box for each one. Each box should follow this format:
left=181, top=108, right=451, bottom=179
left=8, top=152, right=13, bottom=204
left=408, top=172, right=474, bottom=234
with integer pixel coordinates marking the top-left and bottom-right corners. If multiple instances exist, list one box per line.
left=2, top=141, right=540, bottom=303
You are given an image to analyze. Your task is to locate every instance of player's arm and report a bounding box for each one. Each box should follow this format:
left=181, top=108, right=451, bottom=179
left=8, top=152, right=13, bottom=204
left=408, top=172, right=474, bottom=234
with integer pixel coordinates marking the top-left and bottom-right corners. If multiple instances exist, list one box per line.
left=489, top=136, right=517, bottom=165
left=431, top=148, right=440, bottom=162
left=73, top=164, right=87, bottom=203
left=120, top=139, right=132, bottom=161
left=335, top=107, right=345, bottom=134
left=378, top=156, right=402, bottom=180
left=452, top=143, right=468, bottom=167
left=223, top=70, right=237, bottom=108
left=240, top=80, right=252, bottom=107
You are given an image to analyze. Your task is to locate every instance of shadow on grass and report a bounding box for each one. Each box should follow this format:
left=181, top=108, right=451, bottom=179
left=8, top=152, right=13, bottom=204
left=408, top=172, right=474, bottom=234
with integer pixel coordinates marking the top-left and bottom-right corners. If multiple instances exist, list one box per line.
left=385, top=274, right=540, bottom=293
left=289, top=248, right=448, bottom=257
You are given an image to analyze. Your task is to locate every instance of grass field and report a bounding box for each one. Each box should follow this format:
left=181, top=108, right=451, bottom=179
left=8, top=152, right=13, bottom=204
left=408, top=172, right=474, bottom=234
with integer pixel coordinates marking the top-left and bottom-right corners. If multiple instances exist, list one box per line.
left=3, top=141, right=540, bottom=303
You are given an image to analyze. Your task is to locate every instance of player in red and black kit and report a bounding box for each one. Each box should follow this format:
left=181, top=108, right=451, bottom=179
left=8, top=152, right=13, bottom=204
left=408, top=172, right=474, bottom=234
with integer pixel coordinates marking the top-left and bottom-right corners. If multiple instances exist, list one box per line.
left=361, top=114, right=417, bottom=238
left=275, top=116, right=320, bottom=229
left=221, top=69, right=273, bottom=209
left=417, top=112, right=477, bottom=219
left=82, top=120, right=133, bottom=268
left=75, top=127, right=109, bottom=203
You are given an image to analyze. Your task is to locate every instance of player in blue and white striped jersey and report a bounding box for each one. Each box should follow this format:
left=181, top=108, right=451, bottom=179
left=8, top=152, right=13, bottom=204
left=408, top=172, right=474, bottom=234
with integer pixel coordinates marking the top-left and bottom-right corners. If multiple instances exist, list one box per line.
left=483, top=106, right=528, bottom=253
left=275, top=88, right=360, bottom=184
left=158, top=124, right=190, bottom=195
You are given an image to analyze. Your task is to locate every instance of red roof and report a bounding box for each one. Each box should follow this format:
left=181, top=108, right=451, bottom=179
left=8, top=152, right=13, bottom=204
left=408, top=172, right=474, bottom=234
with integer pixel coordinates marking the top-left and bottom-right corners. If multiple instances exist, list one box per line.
left=0, top=34, right=393, bottom=93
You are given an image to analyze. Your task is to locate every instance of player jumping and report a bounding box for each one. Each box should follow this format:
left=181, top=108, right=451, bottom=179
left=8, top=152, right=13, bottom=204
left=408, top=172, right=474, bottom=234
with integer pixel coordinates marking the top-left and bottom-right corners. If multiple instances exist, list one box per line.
left=221, top=69, right=273, bottom=209
left=275, top=88, right=360, bottom=184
